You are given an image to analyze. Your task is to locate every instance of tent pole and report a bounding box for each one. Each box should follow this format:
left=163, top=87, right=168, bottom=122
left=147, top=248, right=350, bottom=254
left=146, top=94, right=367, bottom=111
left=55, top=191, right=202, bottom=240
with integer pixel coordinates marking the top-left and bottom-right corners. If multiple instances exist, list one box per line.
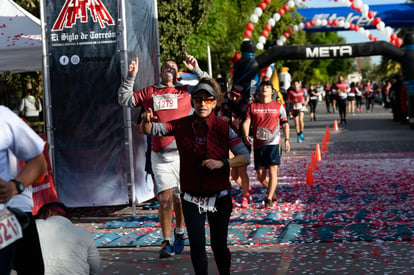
left=39, top=0, right=55, bottom=176
left=119, top=0, right=137, bottom=216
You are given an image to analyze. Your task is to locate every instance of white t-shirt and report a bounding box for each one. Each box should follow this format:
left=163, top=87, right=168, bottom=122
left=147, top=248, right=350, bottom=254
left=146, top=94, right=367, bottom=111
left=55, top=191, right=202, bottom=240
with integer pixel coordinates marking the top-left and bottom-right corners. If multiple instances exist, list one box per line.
left=0, top=105, right=44, bottom=212
left=36, top=216, right=103, bottom=275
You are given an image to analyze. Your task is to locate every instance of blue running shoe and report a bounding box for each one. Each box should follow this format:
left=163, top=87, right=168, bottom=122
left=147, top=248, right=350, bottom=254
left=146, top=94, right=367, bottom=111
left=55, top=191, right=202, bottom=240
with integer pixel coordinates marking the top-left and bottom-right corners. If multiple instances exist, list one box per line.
left=300, top=133, right=304, bottom=141
left=159, top=240, right=174, bottom=258
left=173, top=228, right=185, bottom=254
left=297, top=135, right=302, bottom=143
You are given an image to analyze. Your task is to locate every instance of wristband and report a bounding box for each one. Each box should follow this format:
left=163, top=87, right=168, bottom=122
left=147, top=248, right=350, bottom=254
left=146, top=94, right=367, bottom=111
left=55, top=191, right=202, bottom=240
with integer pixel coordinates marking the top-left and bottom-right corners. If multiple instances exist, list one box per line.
left=221, top=158, right=230, bottom=169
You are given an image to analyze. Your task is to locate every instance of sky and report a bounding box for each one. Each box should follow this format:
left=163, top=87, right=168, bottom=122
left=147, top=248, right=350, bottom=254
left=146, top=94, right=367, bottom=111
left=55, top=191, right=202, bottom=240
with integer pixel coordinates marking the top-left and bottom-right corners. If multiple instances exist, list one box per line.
left=304, top=0, right=408, bottom=63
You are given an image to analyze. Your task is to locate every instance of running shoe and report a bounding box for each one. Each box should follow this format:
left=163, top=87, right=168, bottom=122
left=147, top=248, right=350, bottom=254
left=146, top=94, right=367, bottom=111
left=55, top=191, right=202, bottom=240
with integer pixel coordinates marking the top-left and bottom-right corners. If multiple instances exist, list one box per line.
left=159, top=240, right=174, bottom=258
left=300, top=133, right=304, bottom=141
left=297, top=135, right=302, bottom=143
left=263, top=198, right=273, bottom=209
left=172, top=229, right=185, bottom=254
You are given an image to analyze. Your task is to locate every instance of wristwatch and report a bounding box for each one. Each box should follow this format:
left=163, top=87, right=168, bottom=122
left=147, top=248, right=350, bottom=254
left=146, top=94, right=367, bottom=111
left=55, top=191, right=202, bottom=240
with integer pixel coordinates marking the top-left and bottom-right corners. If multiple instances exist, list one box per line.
left=11, top=179, right=25, bottom=194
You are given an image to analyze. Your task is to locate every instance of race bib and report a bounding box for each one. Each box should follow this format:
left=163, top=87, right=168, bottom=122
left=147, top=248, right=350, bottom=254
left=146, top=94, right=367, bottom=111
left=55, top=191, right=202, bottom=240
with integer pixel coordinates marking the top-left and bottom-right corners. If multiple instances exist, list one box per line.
left=153, top=94, right=178, bottom=111
left=293, top=103, right=302, bottom=110
left=256, top=127, right=273, bottom=141
left=338, top=92, right=347, bottom=99
left=183, top=193, right=217, bottom=213
left=0, top=208, right=23, bottom=249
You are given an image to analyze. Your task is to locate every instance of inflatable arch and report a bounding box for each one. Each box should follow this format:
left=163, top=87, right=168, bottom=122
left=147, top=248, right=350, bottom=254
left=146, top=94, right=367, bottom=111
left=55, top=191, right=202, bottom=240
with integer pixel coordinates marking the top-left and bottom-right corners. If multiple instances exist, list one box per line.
left=232, top=1, right=414, bottom=127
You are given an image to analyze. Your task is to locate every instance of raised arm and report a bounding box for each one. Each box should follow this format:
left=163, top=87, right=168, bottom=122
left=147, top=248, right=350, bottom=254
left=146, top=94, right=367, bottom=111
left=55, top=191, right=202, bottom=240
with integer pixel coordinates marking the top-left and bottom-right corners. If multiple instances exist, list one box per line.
left=118, top=57, right=140, bottom=107
left=183, top=52, right=209, bottom=79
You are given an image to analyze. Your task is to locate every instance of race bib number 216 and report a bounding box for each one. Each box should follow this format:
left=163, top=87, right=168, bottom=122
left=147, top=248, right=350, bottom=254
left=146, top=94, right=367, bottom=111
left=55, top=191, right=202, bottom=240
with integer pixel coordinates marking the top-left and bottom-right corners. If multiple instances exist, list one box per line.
left=0, top=209, right=23, bottom=249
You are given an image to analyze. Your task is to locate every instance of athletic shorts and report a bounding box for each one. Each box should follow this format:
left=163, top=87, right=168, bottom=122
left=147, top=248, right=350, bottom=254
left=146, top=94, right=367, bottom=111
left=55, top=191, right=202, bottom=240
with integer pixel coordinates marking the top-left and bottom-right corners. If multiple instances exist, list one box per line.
left=254, top=144, right=281, bottom=170
left=151, top=150, right=181, bottom=197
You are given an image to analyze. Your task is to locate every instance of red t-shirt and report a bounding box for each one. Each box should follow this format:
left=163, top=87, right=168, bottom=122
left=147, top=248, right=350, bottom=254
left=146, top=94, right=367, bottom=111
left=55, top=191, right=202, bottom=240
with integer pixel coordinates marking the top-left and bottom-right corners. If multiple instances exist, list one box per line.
left=246, top=100, right=287, bottom=149
left=134, top=85, right=192, bottom=152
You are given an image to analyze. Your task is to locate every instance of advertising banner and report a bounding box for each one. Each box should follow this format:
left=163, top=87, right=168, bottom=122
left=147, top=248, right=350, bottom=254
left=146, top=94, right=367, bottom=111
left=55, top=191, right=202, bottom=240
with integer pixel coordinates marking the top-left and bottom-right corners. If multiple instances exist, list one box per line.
left=45, top=0, right=127, bottom=207
left=297, top=3, right=414, bottom=32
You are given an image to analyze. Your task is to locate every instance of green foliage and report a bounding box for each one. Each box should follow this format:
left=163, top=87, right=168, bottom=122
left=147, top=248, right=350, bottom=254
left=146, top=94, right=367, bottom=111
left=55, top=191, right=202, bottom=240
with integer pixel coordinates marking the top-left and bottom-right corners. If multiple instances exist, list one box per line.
left=157, top=0, right=209, bottom=65
left=6, top=0, right=397, bottom=106
left=1, top=0, right=41, bottom=109
left=14, top=0, right=40, bottom=17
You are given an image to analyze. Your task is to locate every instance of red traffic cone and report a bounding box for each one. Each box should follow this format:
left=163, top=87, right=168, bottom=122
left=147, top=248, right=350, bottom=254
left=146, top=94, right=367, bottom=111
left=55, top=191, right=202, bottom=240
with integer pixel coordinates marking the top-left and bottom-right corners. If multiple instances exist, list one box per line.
left=306, top=164, right=314, bottom=185
left=315, top=144, right=322, bottom=161
left=322, top=137, right=328, bottom=152
left=325, top=125, right=330, bottom=142
left=333, top=120, right=339, bottom=131
left=311, top=152, right=318, bottom=170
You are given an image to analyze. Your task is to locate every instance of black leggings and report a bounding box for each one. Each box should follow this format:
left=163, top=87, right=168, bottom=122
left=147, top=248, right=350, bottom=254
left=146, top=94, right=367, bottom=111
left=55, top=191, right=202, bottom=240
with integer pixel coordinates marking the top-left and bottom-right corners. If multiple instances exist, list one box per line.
left=309, top=99, right=317, bottom=113
left=182, top=193, right=232, bottom=275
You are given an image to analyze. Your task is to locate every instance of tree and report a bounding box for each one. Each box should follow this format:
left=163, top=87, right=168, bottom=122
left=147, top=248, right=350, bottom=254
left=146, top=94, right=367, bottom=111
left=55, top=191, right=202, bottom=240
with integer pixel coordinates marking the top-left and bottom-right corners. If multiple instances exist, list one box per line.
left=157, top=0, right=209, bottom=65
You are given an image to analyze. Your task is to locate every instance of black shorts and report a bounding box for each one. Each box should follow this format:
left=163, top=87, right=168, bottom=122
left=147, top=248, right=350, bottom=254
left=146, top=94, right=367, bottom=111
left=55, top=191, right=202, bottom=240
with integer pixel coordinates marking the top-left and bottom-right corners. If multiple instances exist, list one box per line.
left=254, top=144, right=281, bottom=170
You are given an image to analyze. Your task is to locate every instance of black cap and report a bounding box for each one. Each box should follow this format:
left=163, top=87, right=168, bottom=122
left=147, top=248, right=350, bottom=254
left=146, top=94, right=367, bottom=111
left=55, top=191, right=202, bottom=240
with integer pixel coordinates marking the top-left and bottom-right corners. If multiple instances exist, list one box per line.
left=192, top=83, right=217, bottom=98
left=35, top=201, right=68, bottom=218
left=230, top=84, right=243, bottom=96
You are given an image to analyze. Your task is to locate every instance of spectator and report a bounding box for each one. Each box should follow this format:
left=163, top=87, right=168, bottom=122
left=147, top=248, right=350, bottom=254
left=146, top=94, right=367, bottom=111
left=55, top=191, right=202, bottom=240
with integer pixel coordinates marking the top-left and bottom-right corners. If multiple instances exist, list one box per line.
left=389, top=74, right=404, bottom=122
left=140, top=77, right=250, bottom=275
left=18, top=86, right=42, bottom=122
left=35, top=201, right=103, bottom=275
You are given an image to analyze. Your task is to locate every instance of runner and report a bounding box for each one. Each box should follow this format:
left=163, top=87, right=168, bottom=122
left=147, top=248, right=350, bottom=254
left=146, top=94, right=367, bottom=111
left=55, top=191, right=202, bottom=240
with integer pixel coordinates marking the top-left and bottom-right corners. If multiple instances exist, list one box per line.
left=242, top=80, right=290, bottom=208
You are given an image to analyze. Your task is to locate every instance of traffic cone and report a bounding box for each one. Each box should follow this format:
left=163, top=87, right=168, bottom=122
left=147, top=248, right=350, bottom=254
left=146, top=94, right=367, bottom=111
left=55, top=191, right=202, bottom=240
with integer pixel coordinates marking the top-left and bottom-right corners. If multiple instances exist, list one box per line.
left=311, top=152, right=318, bottom=170
left=325, top=125, right=330, bottom=142
left=306, top=164, right=314, bottom=185
left=322, top=137, right=328, bottom=152
left=333, top=120, right=339, bottom=131
left=315, top=144, right=322, bottom=161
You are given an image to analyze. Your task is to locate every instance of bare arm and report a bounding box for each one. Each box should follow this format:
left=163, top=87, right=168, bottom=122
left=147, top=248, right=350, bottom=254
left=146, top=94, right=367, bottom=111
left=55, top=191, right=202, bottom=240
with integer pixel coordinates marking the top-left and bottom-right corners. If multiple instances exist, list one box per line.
left=282, top=122, right=290, bottom=153
left=241, top=118, right=252, bottom=146
left=0, top=153, right=47, bottom=203
left=140, top=107, right=158, bottom=135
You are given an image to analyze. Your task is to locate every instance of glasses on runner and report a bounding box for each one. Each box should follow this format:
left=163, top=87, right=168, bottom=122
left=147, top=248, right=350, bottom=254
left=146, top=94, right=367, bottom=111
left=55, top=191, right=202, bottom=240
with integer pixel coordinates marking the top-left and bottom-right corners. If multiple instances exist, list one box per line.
left=192, top=97, right=216, bottom=105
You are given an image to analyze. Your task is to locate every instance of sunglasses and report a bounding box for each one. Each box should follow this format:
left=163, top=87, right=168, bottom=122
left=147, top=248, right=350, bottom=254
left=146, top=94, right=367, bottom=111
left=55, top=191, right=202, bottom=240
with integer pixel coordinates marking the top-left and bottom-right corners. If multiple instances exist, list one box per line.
left=192, top=97, right=216, bottom=105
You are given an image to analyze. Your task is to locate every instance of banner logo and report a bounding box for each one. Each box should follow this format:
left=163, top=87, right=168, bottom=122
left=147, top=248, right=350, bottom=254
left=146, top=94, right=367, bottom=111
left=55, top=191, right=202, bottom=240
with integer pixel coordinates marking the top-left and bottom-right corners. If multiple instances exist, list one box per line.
left=311, top=12, right=376, bottom=28
left=52, top=0, right=115, bottom=31
left=306, top=46, right=352, bottom=58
